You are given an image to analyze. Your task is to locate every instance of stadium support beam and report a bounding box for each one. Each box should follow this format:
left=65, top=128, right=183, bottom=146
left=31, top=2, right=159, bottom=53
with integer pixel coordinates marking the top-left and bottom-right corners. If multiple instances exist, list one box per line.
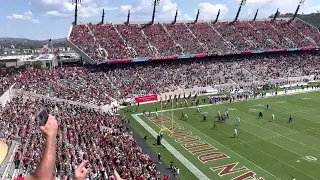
left=291, top=5, right=300, bottom=21
left=234, top=0, right=246, bottom=22
left=101, top=9, right=105, bottom=25
left=72, top=0, right=82, bottom=25
left=127, top=9, right=131, bottom=25
left=273, top=8, right=279, bottom=21
left=173, top=9, right=178, bottom=24
left=151, top=0, right=160, bottom=24
left=195, top=9, right=200, bottom=23
left=253, top=9, right=259, bottom=21
left=292, top=0, right=305, bottom=22
left=214, top=9, right=221, bottom=23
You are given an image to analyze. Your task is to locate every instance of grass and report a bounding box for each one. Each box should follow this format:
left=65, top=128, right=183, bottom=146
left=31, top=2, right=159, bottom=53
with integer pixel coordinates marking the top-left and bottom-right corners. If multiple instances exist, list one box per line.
left=120, top=90, right=320, bottom=180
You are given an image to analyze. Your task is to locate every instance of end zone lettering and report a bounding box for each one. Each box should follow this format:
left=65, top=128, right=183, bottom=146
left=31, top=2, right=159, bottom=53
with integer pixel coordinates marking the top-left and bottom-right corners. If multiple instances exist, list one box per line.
left=145, top=114, right=265, bottom=179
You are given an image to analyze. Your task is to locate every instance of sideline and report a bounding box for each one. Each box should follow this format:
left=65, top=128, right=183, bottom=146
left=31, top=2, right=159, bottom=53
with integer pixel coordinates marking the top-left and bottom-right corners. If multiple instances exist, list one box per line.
left=135, top=88, right=320, bottom=115
left=131, top=114, right=210, bottom=180
left=131, top=89, right=320, bottom=179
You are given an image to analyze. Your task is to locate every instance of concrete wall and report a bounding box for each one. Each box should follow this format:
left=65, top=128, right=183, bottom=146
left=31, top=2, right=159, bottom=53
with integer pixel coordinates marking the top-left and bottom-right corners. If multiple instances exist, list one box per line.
left=0, top=84, right=15, bottom=107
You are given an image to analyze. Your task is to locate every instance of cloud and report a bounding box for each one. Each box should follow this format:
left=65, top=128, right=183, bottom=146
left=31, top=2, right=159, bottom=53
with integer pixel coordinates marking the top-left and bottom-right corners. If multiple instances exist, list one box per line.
left=30, top=0, right=117, bottom=18
left=46, top=11, right=71, bottom=17
left=119, top=0, right=179, bottom=21
left=197, top=3, right=228, bottom=20
left=7, top=11, right=40, bottom=23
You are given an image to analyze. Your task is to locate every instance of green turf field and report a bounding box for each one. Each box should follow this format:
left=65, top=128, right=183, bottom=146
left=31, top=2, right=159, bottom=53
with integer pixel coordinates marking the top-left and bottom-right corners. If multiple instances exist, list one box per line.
left=121, top=90, right=320, bottom=180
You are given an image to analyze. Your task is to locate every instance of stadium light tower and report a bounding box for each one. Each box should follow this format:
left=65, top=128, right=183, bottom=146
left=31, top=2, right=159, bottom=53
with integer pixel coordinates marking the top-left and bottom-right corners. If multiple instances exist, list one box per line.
left=101, top=9, right=105, bottom=25
left=72, top=0, right=82, bottom=25
left=214, top=9, right=221, bottom=23
left=291, top=0, right=305, bottom=21
left=126, top=9, right=131, bottom=25
left=173, top=9, right=178, bottom=24
left=151, top=0, right=160, bottom=24
left=234, top=0, right=247, bottom=22
left=253, top=9, right=259, bottom=21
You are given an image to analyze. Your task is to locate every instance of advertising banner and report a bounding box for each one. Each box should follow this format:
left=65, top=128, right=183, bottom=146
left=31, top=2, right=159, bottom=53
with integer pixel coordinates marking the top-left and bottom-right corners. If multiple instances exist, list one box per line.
left=135, top=94, right=158, bottom=103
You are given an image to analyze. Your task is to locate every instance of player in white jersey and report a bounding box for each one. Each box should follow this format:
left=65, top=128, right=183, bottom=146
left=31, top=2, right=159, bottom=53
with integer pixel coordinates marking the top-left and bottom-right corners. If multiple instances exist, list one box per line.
left=272, top=114, right=275, bottom=122
left=196, top=107, right=201, bottom=114
left=225, top=109, right=229, bottom=119
left=184, top=114, right=188, bottom=120
left=156, top=112, right=159, bottom=119
left=234, top=128, right=238, bottom=138
left=237, top=117, right=241, bottom=125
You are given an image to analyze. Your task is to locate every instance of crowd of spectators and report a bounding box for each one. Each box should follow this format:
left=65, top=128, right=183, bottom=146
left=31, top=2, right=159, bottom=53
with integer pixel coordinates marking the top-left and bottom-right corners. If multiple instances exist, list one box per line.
left=0, top=52, right=315, bottom=106
left=69, top=25, right=105, bottom=63
left=69, top=19, right=320, bottom=63
left=1, top=97, right=168, bottom=179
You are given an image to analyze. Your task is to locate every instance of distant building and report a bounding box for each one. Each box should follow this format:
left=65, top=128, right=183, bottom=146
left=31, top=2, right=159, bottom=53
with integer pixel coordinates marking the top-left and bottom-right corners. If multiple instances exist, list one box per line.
left=23, top=49, right=34, bottom=54
left=3, top=49, right=21, bottom=55
left=35, top=48, right=52, bottom=54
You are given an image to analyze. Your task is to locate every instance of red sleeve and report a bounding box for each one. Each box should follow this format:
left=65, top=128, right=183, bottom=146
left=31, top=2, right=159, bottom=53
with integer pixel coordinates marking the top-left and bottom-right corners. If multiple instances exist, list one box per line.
left=15, top=178, right=25, bottom=180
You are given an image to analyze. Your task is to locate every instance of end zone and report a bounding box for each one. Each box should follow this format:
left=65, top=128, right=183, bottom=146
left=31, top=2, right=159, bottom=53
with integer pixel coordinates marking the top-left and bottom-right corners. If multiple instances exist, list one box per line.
left=131, top=114, right=210, bottom=180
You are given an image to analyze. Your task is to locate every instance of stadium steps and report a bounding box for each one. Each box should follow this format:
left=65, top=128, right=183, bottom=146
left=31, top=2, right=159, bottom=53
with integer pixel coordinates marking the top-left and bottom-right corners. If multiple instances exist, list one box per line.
left=242, top=68, right=262, bottom=81
left=248, top=22, right=280, bottom=49
left=86, top=25, right=105, bottom=58
left=161, top=24, right=185, bottom=54
left=139, top=24, right=159, bottom=57
left=183, top=23, right=209, bottom=53
left=297, top=17, right=320, bottom=34
left=67, top=26, right=97, bottom=64
left=270, top=24, right=297, bottom=47
left=1, top=142, right=19, bottom=180
left=112, top=24, right=138, bottom=57
left=207, top=22, right=236, bottom=52
left=289, top=23, right=318, bottom=46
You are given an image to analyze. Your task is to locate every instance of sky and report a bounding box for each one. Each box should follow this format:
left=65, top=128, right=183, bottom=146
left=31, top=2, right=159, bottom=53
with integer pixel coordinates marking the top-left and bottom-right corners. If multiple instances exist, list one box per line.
left=0, top=0, right=319, bottom=40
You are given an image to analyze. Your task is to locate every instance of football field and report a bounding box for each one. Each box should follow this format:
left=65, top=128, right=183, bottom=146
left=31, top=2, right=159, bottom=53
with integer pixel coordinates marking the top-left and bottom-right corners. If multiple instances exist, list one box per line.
left=122, top=91, right=320, bottom=180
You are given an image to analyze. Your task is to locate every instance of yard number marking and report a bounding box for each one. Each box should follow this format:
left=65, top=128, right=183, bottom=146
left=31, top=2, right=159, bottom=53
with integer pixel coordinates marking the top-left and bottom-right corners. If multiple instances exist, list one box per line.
left=252, top=104, right=264, bottom=107
left=301, top=97, right=311, bottom=100
left=248, top=109, right=263, bottom=113
left=276, top=101, right=287, bottom=104
left=302, top=156, right=317, bottom=162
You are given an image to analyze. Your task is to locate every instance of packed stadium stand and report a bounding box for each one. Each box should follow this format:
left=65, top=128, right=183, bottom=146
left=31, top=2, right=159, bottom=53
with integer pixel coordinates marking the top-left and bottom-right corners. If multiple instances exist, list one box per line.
left=1, top=14, right=320, bottom=180
left=68, top=18, right=320, bottom=63
left=0, top=51, right=316, bottom=106
left=0, top=97, right=169, bottom=179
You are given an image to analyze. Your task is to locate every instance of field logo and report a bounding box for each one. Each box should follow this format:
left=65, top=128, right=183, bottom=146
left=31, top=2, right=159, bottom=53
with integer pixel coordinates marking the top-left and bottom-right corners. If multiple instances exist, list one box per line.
left=248, top=109, right=264, bottom=113
left=276, top=101, right=287, bottom=104
left=301, top=97, right=311, bottom=100
left=302, top=156, right=317, bottom=162
left=252, top=104, right=264, bottom=107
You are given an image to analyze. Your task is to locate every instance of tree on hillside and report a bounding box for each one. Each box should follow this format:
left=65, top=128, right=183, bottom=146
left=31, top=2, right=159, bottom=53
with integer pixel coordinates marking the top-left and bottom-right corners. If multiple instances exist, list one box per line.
left=32, top=60, right=43, bottom=69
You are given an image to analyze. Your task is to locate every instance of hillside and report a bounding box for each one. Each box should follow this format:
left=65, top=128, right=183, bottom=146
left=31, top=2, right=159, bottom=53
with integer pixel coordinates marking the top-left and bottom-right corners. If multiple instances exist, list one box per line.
left=275, top=12, right=320, bottom=30
left=0, top=37, right=68, bottom=49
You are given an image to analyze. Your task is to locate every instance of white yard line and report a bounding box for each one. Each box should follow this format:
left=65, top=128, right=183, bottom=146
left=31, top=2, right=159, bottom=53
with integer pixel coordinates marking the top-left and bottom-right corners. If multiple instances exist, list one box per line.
left=131, top=114, right=210, bottom=180
left=169, top=112, right=319, bottom=179
left=131, top=89, right=320, bottom=180
left=206, top=123, right=320, bottom=180
left=136, top=89, right=320, bottom=116
left=161, top=113, right=281, bottom=180
left=228, top=110, right=320, bottom=153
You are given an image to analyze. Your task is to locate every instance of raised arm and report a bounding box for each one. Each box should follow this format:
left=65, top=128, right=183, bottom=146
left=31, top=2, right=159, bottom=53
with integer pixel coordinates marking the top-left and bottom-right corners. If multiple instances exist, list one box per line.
left=25, top=114, right=58, bottom=180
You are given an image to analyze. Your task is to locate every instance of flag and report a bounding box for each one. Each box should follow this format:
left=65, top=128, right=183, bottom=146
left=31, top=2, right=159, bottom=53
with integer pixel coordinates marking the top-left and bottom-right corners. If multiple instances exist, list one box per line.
left=40, top=39, right=52, bottom=54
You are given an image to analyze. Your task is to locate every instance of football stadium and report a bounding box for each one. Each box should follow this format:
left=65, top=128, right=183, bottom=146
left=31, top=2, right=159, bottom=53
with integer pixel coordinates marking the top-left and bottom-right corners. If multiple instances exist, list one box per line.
left=0, top=0, right=320, bottom=180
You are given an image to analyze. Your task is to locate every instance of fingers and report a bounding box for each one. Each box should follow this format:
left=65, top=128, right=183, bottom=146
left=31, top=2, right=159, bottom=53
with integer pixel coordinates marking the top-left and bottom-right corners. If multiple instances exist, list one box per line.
left=77, top=161, right=88, bottom=170
left=82, top=168, right=90, bottom=175
left=114, top=169, right=122, bottom=180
